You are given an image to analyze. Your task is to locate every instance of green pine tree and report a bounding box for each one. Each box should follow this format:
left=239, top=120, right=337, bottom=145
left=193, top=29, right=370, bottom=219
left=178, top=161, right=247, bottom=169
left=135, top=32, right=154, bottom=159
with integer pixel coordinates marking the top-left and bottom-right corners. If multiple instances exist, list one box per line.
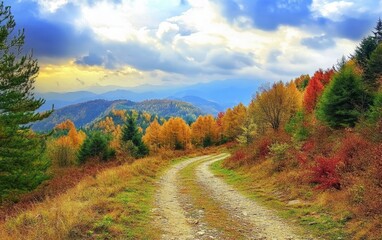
left=364, top=43, right=382, bottom=91
left=354, top=36, right=378, bottom=70
left=316, top=65, right=371, bottom=128
left=373, top=17, right=382, bottom=44
left=0, top=2, right=52, bottom=199
left=121, top=115, right=149, bottom=158
left=78, top=131, right=115, bottom=163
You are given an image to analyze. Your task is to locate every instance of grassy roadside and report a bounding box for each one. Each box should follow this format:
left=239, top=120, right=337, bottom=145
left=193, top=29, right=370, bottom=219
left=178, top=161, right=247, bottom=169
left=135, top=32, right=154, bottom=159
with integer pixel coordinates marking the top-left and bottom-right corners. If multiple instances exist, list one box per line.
left=178, top=155, right=248, bottom=239
left=210, top=159, right=348, bottom=240
left=0, top=151, right=198, bottom=240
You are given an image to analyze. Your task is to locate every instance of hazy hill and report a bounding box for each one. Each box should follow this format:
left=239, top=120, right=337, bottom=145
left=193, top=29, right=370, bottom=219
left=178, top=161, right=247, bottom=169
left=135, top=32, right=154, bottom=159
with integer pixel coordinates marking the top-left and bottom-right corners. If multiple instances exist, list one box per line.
left=168, top=95, right=224, bottom=115
left=32, top=99, right=203, bottom=132
left=36, top=79, right=260, bottom=112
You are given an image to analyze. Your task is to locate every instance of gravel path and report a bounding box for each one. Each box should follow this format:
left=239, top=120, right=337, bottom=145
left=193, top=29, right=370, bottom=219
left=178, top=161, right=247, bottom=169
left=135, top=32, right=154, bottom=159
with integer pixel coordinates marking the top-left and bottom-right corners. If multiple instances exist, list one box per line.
left=154, top=154, right=312, bottom=240
left=154, top=155, right=212, bottom=240
left=196, top=156, right=308, bottom=240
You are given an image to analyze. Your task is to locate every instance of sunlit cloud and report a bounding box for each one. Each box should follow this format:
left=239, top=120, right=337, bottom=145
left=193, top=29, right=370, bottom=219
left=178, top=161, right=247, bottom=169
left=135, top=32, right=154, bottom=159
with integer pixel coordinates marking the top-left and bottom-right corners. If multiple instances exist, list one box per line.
left=5, top=0, right=382, bottom=92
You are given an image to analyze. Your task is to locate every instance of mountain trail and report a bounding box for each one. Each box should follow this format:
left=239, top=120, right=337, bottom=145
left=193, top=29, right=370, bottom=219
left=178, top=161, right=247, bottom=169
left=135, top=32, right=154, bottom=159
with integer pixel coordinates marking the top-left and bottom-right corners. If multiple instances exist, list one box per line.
left=154, top=154, right=313, bottom=240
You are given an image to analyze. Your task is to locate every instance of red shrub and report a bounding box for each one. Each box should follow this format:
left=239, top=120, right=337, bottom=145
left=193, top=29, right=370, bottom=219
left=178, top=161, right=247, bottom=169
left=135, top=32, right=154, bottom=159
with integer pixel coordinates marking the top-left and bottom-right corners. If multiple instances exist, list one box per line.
left=310, top=156, right=341, bottom=190
left=232, top=150, right=246, bottom=161
left=336, top=134, right=370, bottom=171
left=297, top=152, right=308, bottom=165
left=301, top=139, right=315, bottom=152
left=223, top=150, right=248, bottom=168
left=257, top=137, right=271, bottom=158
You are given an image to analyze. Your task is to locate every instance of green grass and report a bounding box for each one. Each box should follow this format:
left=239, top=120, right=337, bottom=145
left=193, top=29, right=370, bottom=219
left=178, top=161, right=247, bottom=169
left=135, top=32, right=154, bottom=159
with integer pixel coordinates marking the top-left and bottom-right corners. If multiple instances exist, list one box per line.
left=210, top=160, right=348, bottom=240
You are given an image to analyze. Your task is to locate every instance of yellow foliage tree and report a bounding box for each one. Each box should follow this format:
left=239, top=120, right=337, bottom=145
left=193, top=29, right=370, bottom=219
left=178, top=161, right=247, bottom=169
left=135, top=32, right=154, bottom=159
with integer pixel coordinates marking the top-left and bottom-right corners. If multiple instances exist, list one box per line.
left=249, top=81, right=302, bottom=131
left=222, top=103, right=247, bottom=141
left=96, top=116, right=122, bottom=150
left=160, top=117, right=191, bottom=150
left=143, top=119, right=162, bottom=152
left=49, top=120, right=86, bottom=166
left=191, top=115, right=219, bottom=147
left=111, top=109, right=127, bottom=122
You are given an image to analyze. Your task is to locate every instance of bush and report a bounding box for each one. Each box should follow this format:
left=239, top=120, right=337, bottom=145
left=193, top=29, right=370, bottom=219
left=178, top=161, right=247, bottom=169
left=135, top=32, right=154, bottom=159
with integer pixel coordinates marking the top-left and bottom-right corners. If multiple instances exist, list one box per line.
left=257, top=137, right=272, bottom=158
left=269, top=142, right=290, bottom=162
left=78, top=132, right=115, bottom=164
left=48, top=141, right=77, bottom=167
left=223, top=150, right=248, bottom=168
left=310, top=156, right=341, bottom=190
left=269, top=142, right=290, bottom=171
left=336, top=134, right=370, bottom=172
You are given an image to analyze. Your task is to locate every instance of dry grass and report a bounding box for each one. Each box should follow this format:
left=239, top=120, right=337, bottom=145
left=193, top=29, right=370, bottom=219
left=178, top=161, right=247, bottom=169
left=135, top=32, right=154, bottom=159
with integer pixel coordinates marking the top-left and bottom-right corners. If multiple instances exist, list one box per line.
left=0, top=146, right=222, bottom=240
left=0, top=156, right=165, bottom=240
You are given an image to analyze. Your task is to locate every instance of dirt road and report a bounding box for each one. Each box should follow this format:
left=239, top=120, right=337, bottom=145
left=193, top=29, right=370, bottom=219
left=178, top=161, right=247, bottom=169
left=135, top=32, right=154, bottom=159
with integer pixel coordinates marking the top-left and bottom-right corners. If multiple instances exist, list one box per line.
left=154, top=154, right=312, bottom=240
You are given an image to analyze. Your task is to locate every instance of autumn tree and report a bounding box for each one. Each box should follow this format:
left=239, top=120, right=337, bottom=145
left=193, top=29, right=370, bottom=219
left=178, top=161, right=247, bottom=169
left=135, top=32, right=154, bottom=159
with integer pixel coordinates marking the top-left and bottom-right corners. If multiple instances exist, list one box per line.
left=251, top=81, right=302, bottom=131
left=96, top=116, right=122, bottom=150
left=222, top=103, right=247, bottom=141
left=50, top=120, right=86, bottom=166
left=236, top=118, right=257, bottom=145
left=143, top=119, right=162, bottom=152
left=160, top=117, right=191, bottom=150
left=0, top=3, right=52, bottom=198
left=303, top=69, right=334, bottom=112
left=316, top=64, right=371, bottom=128
left=293, top=74, right=310, bottom=91
left=191, top=115, right=219, bottom=147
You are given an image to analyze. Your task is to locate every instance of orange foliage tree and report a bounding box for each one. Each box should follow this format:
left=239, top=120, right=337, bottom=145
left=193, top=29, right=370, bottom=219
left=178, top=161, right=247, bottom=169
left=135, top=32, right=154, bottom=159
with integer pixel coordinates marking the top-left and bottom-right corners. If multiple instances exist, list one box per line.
left=191, top=115, right=219, bottom=147
left=160, top=117, right=191, bottom=150
left=50, top=120, right=86, bottom=166
left=96, top=116, right=122, bottom=151
left=222, top=103, right=247, bottom=141
left=143, top=119, right=162, bottom=152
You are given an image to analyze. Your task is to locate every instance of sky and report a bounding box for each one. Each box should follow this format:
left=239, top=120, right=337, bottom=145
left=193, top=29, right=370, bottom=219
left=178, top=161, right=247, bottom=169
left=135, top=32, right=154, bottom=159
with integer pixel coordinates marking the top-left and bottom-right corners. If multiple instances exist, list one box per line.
left=5, top=0, right=382, bottom=93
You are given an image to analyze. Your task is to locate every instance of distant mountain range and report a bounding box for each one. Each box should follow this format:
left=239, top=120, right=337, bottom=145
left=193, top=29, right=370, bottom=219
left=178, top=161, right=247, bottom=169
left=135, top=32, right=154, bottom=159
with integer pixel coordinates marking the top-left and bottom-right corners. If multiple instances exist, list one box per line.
left=35, top=79, right=261, bottom=113
left=32, top=99, right=203, bottom=132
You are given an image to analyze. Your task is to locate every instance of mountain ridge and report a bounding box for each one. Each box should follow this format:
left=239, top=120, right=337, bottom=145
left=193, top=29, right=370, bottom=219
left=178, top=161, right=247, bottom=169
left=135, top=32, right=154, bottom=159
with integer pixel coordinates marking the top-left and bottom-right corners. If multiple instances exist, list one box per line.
left=32, top=99, right=203, bottom=132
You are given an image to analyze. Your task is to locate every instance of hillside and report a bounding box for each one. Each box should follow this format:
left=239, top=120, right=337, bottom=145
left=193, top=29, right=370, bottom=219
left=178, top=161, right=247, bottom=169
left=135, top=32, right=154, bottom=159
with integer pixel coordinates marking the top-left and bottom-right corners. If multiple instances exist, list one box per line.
left=36, top=79, right=260, bottom=112
left=168, top=96, right=224, bottom=116
left=32, top=99, right=203, bottom=132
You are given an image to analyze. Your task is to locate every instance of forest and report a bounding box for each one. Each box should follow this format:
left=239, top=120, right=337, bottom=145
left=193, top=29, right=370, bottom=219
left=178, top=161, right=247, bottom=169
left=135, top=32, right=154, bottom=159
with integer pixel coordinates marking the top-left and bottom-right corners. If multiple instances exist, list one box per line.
left=0, top=1, right=382, bottom=239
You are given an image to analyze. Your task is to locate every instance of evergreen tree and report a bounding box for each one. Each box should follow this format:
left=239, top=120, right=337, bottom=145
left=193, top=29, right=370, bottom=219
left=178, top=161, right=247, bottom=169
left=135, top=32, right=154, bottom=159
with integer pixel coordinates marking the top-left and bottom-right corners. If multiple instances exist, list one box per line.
left=373, top=17, right=382, bottom=44
left=316, top=65, right=371, bottom=128
left=121, top=115, right=148, bottom=158
left=0, top=2, right=51, bottom=198
left=364, top=43, right=382, bottom=91
left=78, top=132, right=115, bottom=163
left=354, top=36, right=377, bottom=69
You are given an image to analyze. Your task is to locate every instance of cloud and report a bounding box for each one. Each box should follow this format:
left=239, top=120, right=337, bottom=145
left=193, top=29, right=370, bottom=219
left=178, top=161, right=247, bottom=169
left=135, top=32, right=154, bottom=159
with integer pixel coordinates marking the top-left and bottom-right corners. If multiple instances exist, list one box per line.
left=217, top=0, right=313, bottom=30
left=205, top=49, right=255, bottom=70
left=301, top=35, right=336, bottom=49
left=4, top=0, right=382, bottom=93
left=75, top=52, right=103, bottom=66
